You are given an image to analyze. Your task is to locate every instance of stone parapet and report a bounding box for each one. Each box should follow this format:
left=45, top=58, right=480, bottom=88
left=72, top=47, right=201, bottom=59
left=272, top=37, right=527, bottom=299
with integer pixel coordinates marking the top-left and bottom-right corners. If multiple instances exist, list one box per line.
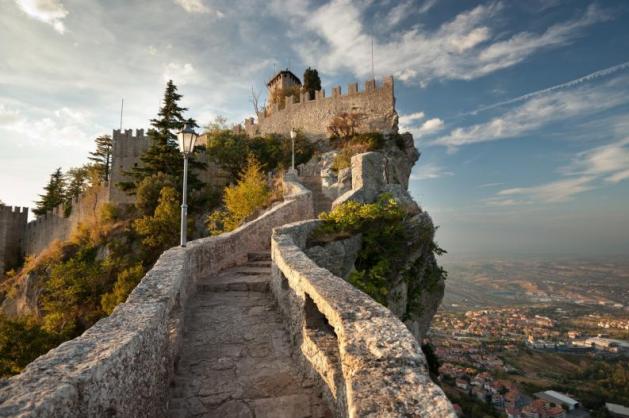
left=0, top=177, right=313, bottom=417
left=270, top=220, right=455, bottom=418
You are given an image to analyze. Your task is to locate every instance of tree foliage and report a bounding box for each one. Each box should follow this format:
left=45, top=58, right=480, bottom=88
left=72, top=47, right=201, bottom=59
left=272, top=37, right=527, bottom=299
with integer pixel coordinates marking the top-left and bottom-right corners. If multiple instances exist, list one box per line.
left=302, top=67, right=321, bottom=100
left=88, top=134, right=113, bottom=183
left=33, top=168, right=66, bottom=216
left=205, top=129, right=313, bottom=179
left=119, top=80, right=206, bottom=195
left=100, top=263, right=145, bottom=315
left=207, top=156, right=271, bottom=235
left=133, top=186, right=181, bottom=257
left=327, top=112, right=366, bottom=140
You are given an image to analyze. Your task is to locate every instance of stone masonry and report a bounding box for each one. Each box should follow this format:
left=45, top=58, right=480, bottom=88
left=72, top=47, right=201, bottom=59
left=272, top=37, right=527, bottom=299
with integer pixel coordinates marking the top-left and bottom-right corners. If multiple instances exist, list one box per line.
left=244, top=77, right=398, bottom=140
left=0, top=206, right=28, bottom=277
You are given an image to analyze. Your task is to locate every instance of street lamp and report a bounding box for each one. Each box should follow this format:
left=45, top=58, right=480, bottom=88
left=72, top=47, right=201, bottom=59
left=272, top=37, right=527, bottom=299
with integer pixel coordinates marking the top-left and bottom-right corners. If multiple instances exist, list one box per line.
left=177, top=122, right=198, bottom=247
left=289, top=128, right=297, bottom=173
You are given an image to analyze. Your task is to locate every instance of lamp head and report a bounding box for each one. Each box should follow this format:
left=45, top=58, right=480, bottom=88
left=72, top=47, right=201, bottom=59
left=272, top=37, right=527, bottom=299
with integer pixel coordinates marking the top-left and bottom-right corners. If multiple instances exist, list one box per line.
left=178, top=122, right=198, bottom=155
left=290, top=128, right=297, bottom=140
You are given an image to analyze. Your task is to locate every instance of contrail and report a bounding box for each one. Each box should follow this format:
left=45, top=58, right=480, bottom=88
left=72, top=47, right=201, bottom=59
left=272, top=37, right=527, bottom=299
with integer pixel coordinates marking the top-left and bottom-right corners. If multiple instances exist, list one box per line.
left=463, top=60, right=629, bottom=116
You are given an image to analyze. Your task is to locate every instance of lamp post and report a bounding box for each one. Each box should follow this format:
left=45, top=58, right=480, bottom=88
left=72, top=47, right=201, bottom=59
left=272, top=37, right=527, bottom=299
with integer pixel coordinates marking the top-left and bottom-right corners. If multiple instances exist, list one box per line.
left=177, top=122, right=198, bottom=247
left=289, top=128, right=297, bottom=173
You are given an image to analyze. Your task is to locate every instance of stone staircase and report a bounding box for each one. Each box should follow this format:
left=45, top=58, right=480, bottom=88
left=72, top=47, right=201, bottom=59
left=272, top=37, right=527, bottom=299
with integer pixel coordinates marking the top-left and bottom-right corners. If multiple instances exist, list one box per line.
left=168, top=252, right=331, bottom=418
left=300, top=176, right=333, bottom=216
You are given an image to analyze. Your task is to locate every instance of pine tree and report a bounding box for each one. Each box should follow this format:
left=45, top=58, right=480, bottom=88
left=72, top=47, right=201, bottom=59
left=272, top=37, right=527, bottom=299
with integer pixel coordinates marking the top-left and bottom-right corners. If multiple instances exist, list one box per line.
left=34, top=168, right=66, bottom=216
left=88, top=135, right=112, bottom=183
left=119, top=80, right=206, bottom=194
left=302, top=67, right=321, bottom=100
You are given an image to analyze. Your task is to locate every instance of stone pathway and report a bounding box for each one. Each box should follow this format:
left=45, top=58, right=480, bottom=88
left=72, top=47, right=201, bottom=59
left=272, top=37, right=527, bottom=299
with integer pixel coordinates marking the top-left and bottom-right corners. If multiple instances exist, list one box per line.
left=300, top=176, right=333, bottom=216
left=167, top=252, right=331, bottom=418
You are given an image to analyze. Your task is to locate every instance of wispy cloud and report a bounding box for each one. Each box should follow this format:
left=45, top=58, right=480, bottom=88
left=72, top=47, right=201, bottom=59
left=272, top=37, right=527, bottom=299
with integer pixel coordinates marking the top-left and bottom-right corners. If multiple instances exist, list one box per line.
left=488, top=136, right=629, bottom=205
left=432, top=75, right=629, bottom=149
left=466, top=61, right=629, bottom=115
left=411, top=162, right=453, bottom=181
left=15, top=0, right=68, bottom=33
left=278, top=1, right=609, bottom=85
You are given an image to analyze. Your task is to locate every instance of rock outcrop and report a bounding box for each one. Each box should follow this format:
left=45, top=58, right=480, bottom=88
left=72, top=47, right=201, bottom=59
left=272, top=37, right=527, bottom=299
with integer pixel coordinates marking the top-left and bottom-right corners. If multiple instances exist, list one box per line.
left=302, top=133, right=446, bottom=342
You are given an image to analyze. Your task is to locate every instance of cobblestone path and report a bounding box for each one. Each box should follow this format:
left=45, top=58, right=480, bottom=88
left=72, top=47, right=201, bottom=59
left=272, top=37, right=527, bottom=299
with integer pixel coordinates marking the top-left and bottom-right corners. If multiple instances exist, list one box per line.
left=167, top=252, right=331, bottom=418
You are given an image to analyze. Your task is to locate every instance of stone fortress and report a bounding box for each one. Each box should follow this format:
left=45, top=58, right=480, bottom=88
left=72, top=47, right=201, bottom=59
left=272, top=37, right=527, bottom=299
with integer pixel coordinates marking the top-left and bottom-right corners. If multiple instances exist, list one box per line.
left=0, top=71, right=455, bottom=417
left=0, top=70, right=398, bottom=277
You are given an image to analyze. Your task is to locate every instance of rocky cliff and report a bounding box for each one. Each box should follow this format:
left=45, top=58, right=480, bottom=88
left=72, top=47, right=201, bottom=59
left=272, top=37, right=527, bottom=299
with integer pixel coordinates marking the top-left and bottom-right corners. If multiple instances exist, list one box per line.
left=300, top=133, right=446, bottom=342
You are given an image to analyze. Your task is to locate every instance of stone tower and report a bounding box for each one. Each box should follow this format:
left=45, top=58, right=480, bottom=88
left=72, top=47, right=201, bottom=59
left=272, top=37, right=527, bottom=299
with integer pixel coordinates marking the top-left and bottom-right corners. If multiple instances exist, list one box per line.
left=266, top=69, right=301, bottom=110
left=108, top=129, right=149, bottom=205
left=0, top=206, right=28, bottom=276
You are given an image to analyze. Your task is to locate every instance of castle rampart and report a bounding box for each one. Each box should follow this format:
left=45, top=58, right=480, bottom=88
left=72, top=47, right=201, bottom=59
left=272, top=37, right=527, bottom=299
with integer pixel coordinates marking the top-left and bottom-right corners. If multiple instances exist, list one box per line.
left=23, top=185, right=109, bottom=257
left=0, top=206, right=28, bottom=276
left=244, top=76, right=398, bottom=139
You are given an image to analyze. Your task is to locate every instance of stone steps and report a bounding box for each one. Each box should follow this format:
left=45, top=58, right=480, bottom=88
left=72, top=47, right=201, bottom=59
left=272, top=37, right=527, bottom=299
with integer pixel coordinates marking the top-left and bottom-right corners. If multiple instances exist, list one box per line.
left=247, top=251, right=272, bottom=262
left=197, top=252, right=272, bottom=293
left=300, top=176, right=333, bottom=215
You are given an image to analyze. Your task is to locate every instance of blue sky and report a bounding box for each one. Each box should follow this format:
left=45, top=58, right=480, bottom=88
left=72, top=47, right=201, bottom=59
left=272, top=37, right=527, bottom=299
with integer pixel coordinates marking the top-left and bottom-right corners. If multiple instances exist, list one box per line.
left=1, top=0, right=628, bottom=257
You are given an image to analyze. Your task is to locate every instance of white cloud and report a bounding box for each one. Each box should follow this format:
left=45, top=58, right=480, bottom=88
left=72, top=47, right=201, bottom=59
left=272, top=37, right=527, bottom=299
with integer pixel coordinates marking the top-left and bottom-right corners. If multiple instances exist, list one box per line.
left=497, top=176, right=595, bottom=203
left=487, top=137, right=629, bottom=205
left=399, top=111, right=425, bottom=127
left=432, top=75, right=629, bottom=149
left=411, top=162, right=453, bottom=181
left=15, top=0, right=68, bottom=33
left=280, top=1, right=608, bottom=85
left=163, top=62, right=200, bottom=85
left=174, top=0, right=223, bottom=16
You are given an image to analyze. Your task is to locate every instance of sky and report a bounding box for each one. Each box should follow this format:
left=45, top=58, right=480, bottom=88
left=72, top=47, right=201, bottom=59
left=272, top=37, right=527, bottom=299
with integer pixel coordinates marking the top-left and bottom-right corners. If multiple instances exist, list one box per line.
left=1, top=0, right=629, bottom=258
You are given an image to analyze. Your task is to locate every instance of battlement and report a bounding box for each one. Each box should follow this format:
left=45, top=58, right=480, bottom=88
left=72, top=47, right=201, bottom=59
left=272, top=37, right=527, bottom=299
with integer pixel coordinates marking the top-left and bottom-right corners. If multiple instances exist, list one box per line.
left=244, top=76, right=397, bottom=139
left=0, top=206, right=29, bottom=216
left=112, top=129, right=145, bottom=141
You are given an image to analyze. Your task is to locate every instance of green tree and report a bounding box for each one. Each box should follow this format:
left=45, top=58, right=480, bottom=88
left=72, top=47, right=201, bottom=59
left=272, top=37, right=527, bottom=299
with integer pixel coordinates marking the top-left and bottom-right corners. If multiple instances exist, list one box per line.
left=0, top=315, right=61, bottom=377
left=133, top=186, right=181, bottom=257
left=33, top=168, right=66, bottom=216
left=65, top=166, right=90, bottom=201
left=119, top=80, right=206, bottom=195
left=207, top=156, right=270, bottom=234
left=302, top=67, right=321, bottom=100
left=134, top=173, right=177, bottom=216
left=100, top=263, right=145, bottom=315
left=88, top=134, right=113, bottom=183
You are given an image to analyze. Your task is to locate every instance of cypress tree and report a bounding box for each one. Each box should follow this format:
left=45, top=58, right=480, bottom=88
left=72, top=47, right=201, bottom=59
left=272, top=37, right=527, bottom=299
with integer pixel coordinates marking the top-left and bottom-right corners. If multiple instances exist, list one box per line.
left=88, top=135, right=112, bottom=183
left=302, top=67, right=321, bottom=100
left=34, top=168, right=66, bottom=216
left=119, top=80, right=206, bottom=194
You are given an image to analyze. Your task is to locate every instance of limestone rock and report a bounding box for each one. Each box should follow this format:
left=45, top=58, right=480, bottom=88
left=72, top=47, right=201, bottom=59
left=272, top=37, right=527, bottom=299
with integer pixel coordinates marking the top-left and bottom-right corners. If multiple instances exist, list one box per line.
left=305, top=234, right=362, bottom=279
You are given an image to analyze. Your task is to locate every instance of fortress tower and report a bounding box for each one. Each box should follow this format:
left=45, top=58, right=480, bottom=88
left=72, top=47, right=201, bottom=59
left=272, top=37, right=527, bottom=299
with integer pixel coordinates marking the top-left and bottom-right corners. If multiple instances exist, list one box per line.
left=0, top=206, right=28, bottom=276
left=108, top=129, right=149, bottom=204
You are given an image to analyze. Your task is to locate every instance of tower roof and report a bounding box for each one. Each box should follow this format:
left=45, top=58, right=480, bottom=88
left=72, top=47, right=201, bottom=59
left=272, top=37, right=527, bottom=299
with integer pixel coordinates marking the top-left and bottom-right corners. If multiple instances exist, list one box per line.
left=267, top=69, right=302, bottom=87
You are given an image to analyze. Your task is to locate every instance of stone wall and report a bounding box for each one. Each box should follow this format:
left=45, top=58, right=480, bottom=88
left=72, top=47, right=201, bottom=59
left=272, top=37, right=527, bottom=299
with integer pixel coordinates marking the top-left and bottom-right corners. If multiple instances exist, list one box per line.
left=244, top=77, right=398, bottom=140
left=23, top=186, right=110, bottom=257
left=270, top=220, right=455, bottom=418
left=0, top=206, right=28, bottom=277
left=0, top=177, right=313, bottom=417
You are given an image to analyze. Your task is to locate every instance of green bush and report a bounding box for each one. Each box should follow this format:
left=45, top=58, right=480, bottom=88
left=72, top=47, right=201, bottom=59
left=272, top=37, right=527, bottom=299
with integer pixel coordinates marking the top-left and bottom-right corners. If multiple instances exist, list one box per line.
left=311, top=195, right=407, bottom=305
left=101, top=263, right=145, bottom=315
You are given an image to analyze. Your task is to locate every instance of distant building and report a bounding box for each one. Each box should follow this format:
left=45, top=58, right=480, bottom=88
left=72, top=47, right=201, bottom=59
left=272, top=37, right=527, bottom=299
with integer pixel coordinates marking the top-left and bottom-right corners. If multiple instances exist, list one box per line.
left=535, top=390, right=579, bottom=411
left=607, top=402, right=629, bottom=418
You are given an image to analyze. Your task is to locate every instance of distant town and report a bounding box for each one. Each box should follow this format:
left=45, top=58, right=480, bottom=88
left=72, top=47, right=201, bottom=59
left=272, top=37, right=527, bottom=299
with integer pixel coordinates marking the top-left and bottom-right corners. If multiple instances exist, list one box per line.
left=429, top=257, right=629, bottom=418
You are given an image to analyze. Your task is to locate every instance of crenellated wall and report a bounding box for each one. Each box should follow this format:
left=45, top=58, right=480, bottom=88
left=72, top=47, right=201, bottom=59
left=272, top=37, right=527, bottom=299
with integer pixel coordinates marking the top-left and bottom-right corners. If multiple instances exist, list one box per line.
left=0, top=206, right=28, bottom=276
left=244, top=76, right=398, bottom=140
left=23, top=186, right=109, bottom=257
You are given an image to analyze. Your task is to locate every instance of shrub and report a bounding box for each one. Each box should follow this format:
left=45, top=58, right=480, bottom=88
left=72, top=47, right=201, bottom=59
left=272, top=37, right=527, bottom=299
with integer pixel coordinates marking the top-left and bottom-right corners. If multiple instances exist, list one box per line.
left=331, top=132, right=385, bottom=172
left=207, top=156, right=271, bottom=235
left=100, top=263, right=145, bottom=315
left=133, top=186, right=181, bottom=256
left=327, top=112, right=365, bottom=140
left=311, top=195, right=407, bottom=305
left=135, top=173, right=177, bottom=216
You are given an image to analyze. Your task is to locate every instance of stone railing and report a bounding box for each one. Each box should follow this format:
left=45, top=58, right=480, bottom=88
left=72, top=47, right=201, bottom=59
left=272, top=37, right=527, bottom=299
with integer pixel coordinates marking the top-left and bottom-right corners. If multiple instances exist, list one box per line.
left=270, top=220, right=456, bottom=418
left=0, top=177, right=313, bottom=417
